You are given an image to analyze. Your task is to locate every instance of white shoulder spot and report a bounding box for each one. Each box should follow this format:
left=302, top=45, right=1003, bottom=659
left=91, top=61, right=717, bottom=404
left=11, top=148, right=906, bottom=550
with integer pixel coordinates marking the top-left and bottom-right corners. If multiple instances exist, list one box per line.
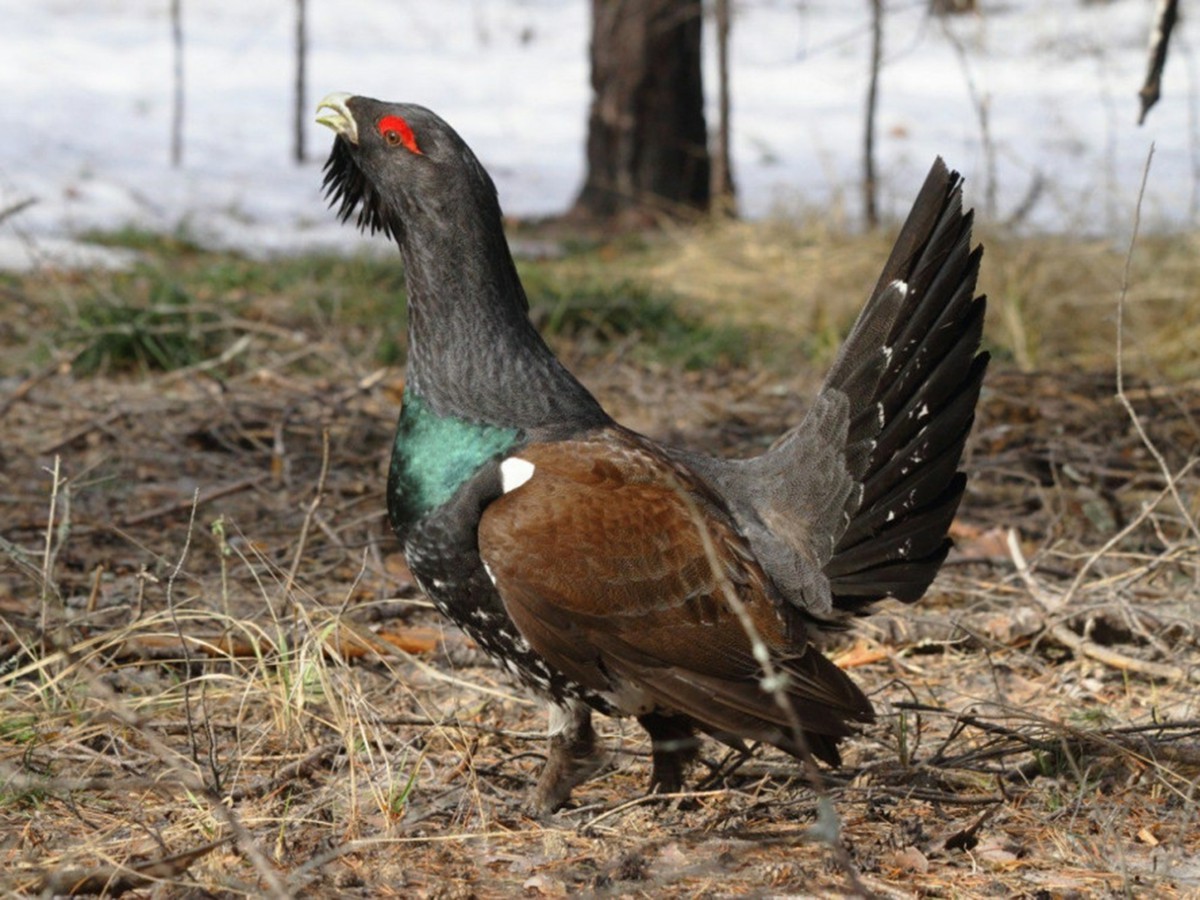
left=499, top=456, right=536, bottom=494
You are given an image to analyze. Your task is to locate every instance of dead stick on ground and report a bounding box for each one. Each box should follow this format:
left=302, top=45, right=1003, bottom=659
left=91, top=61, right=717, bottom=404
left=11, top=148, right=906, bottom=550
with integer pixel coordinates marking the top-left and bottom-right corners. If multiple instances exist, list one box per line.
left=121, top=475, right=267, bottom=527
left=1057, top=460, right=1198, bottom=611
left=1007, top=529, right=1198, bottom=683
left=0, top=360, right=59, bottom=420
left=582, top=789, right=747, bottom=832
left=39, top=408, right=127, bottom=455
left=230, top=740, right=343, bottom=802
left=25, top=836, right=232, bottom=897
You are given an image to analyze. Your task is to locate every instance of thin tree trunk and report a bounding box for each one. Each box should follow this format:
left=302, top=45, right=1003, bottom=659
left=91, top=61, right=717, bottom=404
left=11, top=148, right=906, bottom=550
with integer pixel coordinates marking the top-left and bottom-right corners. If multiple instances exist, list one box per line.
left=863, top=0, right=883, bottom=228
left=711, top=0, right=736, bottom=217
left=294, top=0, right=308, bottom=162
left=170, top=0, right=184, bottom=168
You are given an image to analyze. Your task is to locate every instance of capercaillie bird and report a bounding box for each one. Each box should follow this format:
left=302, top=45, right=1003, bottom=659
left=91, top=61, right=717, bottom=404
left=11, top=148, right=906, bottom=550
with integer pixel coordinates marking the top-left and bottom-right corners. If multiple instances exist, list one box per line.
left=316, top=93, right=989, bottom=814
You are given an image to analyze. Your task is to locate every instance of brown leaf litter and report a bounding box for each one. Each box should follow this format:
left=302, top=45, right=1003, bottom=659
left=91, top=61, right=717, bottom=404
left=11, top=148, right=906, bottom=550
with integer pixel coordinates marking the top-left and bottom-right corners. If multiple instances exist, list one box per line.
left=1, top=357, right=1198, bottom=897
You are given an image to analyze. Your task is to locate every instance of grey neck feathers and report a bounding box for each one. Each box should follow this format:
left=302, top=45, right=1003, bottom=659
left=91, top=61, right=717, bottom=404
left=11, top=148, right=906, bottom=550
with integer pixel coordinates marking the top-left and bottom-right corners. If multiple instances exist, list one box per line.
left=396, top=195, right=609, bottom=433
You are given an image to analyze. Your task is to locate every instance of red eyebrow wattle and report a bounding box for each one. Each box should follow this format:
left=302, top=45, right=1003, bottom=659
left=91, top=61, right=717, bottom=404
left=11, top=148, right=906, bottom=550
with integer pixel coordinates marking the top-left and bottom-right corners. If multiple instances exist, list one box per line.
left=378, top=114, right=421, bottom=154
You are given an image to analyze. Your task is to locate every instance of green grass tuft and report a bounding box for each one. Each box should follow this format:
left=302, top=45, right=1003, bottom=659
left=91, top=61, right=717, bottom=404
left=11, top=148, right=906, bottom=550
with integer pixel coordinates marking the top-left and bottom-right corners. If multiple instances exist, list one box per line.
left=68, top=266, right=230, bottom=374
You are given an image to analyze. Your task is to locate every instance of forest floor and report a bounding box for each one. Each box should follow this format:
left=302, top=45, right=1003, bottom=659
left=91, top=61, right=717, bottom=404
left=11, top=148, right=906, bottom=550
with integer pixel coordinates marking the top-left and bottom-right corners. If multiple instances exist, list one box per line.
left=1, top=219, right=1198, bottom=898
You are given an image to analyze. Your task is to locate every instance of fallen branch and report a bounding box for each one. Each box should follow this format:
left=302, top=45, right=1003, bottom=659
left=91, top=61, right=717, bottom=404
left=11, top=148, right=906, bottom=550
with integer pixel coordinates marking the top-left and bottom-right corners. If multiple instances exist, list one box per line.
left=1007, top=529, right=1199, bottom=683
left=229, top=741, right=343, bottom=802
left=75, top=622, right=443, bottom=662
left=22, top=837, right=231, bottom=897
left=121, top=475, right=268, bottom=527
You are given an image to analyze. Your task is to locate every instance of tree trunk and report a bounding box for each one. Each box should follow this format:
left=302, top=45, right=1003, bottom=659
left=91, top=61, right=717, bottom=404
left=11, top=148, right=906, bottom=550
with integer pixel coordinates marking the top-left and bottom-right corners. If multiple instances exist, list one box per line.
left=863, top=0, right=883, bottom=228
left=711, top=0, right=736, bottom=217
left=293, top=0, right=308, bottom=163
left=571, top=0, right=711, bottom=221
left=170, top=0, right=184, bottom=167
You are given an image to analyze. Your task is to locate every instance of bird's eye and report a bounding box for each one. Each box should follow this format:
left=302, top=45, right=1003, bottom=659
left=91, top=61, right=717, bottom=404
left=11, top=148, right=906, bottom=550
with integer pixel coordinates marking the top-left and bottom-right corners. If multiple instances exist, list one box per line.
left=376, top=114, right=422, bottom=154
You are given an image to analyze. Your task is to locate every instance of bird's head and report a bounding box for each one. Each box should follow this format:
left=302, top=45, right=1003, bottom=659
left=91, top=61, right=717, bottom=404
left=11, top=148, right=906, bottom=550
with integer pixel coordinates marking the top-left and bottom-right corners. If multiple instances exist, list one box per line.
left=316, top=93, right=500, bottom=241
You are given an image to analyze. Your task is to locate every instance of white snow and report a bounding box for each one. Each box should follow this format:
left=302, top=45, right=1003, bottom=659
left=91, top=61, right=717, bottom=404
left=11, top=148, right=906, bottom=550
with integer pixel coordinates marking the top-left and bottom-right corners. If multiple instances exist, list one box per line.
left=1, top=0, right=1194, bottom=270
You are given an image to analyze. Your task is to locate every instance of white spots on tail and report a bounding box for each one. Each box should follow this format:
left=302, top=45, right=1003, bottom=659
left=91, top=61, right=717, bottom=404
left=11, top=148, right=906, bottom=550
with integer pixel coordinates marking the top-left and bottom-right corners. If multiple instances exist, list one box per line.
left=482, top=560, right=497, bottom=586
left=500, top=456, right=535, bottom=493
left=877, top=281, right=906, bottom=368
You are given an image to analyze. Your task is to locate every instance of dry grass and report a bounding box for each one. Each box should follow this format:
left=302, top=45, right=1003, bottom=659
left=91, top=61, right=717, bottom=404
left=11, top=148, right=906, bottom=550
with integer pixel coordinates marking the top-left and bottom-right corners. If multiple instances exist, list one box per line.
left=611, top=217, right=1200, bottom=381
left=1, top=219, right=1198, bottom=897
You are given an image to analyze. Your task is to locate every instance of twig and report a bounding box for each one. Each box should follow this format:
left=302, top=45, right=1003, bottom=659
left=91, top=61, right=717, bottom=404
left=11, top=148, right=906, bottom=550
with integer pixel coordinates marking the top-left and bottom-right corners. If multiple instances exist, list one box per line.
left=282, top=426, right=331, bottom=613
left=1007, top=529, right=1198, bottom=683
left=22, top=837, right=232, bottom=897
left=667, top=470, right=874, bottom=898
left=229, top=740, right=343, bottom=802
left=0, top=196, right=35, bottom=225
left=1055, top=461, right=1198, bottom=612
left=0, top=360, right=59, bottom=420
left=581, top=788, right=743, bottom=831
left=40, top=456, right=64, bottom=640
left=1114, top=144, right=1200, bottom=545
left=164, top=490, right=222, bottom=787
left=39, top=408, right=127, bottom=455
left=942, top=16, right=997, bottom=218
left=121, top=475, right=267, bottom=527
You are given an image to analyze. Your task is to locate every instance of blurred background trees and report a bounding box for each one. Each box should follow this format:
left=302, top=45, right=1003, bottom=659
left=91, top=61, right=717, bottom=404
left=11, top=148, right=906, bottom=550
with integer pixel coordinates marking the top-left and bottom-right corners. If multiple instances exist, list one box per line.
left=160, top=0, right=1186, bottom=230
left=569, top=0, right=712, bottom=223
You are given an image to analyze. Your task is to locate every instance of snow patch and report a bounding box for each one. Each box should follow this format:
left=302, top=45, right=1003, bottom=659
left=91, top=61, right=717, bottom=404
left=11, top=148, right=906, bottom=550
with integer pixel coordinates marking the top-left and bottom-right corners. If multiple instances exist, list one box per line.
left=1, top=0, right=1194, bottom=272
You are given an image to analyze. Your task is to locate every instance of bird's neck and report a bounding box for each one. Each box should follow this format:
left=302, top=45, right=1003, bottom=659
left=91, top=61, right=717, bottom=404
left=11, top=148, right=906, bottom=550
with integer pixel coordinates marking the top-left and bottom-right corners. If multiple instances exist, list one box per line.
left=386, top=204, right=608, bottom=530
left=397, top=211, right=606, bottom=432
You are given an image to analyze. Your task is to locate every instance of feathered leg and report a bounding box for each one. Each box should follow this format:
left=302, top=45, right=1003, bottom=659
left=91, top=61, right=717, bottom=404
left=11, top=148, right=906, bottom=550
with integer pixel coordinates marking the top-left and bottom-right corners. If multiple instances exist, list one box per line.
left=530, top=700, right=605, bottom=814
left=638, top=711, right=698, bottom=794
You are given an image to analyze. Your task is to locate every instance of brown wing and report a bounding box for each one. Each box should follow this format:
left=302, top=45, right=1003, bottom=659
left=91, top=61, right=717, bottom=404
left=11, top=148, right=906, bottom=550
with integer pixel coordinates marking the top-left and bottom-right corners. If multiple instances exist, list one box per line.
left=477, top=432, right=874, bottom=760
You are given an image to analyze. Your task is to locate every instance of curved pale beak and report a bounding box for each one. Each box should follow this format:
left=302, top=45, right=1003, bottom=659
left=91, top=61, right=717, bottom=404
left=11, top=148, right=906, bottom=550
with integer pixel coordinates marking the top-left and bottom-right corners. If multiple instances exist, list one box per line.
left=316, top=92, right=358, bottom=145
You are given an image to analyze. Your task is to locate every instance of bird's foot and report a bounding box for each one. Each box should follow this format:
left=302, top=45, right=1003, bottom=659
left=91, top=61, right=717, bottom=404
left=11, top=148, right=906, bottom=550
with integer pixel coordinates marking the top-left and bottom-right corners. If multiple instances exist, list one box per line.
left=526, top=701, right=605, bottom=817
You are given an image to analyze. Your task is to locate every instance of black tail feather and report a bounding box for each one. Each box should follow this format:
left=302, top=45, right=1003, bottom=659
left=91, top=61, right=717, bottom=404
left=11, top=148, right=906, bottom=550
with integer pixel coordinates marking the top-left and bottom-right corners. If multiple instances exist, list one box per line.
left=822, top=160, right=989, bottom=614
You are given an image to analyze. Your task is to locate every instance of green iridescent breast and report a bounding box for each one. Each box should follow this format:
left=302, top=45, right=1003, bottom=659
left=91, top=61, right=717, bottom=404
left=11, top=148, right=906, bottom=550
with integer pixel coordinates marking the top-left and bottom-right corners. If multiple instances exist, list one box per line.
left=387, top=390, right=520, bottom=530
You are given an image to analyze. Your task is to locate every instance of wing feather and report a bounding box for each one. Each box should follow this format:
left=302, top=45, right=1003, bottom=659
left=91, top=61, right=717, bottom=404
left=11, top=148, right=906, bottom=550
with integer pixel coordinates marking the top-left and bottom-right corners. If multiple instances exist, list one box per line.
left=478, top=433, right=873, bottom=761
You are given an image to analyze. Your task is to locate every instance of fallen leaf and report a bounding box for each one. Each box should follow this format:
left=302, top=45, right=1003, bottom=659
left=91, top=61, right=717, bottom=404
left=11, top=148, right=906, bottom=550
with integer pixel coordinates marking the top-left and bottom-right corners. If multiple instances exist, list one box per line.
left=831, top=639, right=889, bottom=669
left=886, top=846, right=930, bottom=873
left=974, top=836, right=1019, bottom=870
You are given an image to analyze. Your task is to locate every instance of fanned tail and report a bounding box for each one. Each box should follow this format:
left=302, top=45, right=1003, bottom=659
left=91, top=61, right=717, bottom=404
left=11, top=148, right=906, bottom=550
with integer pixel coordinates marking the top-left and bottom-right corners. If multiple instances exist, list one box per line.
left=682, top=159, right=988, bottom=622
left=822, top=159, right=988, bottom=612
